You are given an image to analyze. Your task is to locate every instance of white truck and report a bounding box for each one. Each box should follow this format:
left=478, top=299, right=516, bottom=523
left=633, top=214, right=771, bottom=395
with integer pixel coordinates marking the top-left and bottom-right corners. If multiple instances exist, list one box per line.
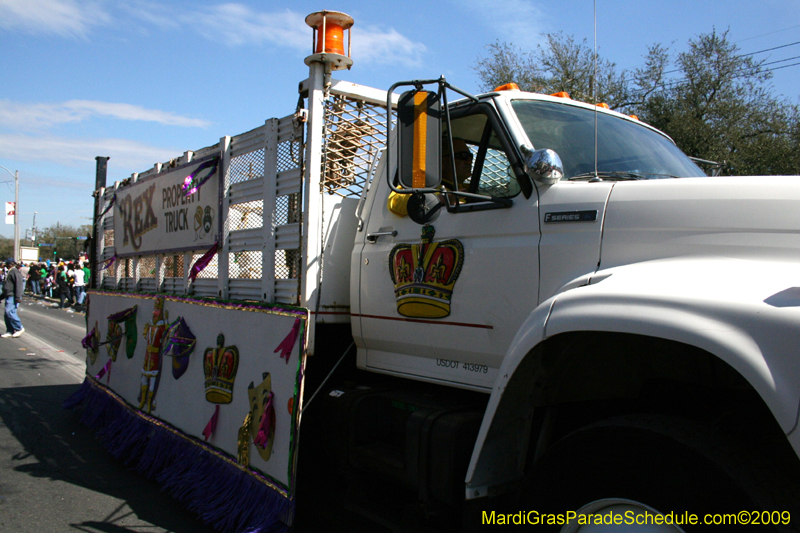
left=69, top=10, right=800, bottom=533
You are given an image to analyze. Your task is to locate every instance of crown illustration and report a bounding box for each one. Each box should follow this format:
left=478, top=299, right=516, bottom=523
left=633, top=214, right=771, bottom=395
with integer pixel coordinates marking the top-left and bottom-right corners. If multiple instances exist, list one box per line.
left=388, top=225, right=464, bottom=318
left=203, top=333, right=239, bottom=404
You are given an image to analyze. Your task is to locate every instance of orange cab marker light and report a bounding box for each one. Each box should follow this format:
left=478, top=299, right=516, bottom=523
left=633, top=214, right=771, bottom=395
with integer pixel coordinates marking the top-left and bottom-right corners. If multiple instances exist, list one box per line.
left=629, top=114, right=639, bottom=121
left=412, top=92, right=429, bottom=189
left=494, top=83, right=520, bottom=92
left=551, top=91, right=570, bottom=98
left=596, top=102, right=610, bottom=109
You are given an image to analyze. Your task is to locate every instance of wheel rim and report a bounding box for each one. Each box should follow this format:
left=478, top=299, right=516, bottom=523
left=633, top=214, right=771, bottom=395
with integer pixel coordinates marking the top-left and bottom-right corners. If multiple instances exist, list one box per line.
left=560, top=499, right=686, bottom=533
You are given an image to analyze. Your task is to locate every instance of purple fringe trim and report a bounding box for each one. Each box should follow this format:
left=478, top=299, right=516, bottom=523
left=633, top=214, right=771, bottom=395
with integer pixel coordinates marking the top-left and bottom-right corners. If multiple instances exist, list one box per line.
left=63, top=379, right=292, bottom=533
left=189, top=242, right=219, bottom=282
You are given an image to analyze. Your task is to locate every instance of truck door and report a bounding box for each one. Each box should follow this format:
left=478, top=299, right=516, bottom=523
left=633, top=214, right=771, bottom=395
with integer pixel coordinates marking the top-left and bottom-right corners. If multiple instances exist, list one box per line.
left=356, top=101, right=539, bottom=390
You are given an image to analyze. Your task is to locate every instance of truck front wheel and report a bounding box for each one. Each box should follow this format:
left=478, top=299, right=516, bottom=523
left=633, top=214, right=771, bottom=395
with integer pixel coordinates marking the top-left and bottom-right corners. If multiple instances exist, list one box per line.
left=525, top=415, right=800, bottom=532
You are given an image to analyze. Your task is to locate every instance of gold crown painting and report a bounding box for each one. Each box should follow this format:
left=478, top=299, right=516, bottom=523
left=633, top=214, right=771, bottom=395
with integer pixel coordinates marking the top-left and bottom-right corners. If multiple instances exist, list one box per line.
left=203, top=333, right=240, bottom=404
left=388, top=225, right=464, bottom=318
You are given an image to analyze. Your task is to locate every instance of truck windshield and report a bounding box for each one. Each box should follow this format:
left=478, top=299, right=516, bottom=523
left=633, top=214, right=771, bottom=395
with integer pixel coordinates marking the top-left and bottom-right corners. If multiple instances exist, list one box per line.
left=511, top=99, right=705, bottom=180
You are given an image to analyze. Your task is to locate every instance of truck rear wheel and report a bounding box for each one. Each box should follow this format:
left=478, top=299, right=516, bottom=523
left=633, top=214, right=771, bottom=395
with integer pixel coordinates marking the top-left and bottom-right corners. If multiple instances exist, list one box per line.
left=526, top=415, right=800, bottom=532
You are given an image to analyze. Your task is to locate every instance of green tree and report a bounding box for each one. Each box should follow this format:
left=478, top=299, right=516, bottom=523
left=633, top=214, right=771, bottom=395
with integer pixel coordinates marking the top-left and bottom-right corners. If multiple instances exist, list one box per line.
left=475, top=30, right=800, bottom=176
left=475, top=33, right=636, bottom=109
left=636, top=29, right=800, bottom=175
left=38, top=223, right=91, bottom=261
left=0, top=236, right=12, bottom=262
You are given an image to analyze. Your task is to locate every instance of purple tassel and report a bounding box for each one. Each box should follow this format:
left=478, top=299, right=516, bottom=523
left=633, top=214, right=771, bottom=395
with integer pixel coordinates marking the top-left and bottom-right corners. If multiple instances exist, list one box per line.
left=182, top=158, right=219, bottom=197
left=202, top=405, right=220, bottom=441
left=100, top=255, right=117, bottom=271
left=189, top=242, right=219, bottom=282
left=63, top=378, right=293, bottom=532
left=273, top=318, right=300, bottom=364
left=81, top=327, right=98, bottom=350
left=94, top=359, right=112, bottom=384
left=253, top=392, right=275, bottom=449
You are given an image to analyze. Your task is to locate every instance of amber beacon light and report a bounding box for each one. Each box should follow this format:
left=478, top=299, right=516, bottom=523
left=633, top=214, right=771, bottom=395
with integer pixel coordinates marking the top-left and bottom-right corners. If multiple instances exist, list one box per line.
left=304, top=10, right=354, bottom=71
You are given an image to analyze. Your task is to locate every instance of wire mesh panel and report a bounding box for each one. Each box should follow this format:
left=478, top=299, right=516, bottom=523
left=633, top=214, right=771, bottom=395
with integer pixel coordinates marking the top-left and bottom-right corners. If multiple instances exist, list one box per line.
left=163, top=254, right=184, bottom=279
left=274, top=195, right=300, bottom=227
left=272, top=120, right=303, bottom=305
left=102, top=261, right=118, bottom=290
left=230, top=251, right=262, bottom=279
left=229, top=200, right=263, bottom=231
left=476, top=148, right=521, bottom=198
left=139, top=256, right=157, bottom=278
left=229, top=148, right=264, bottom=185
left=277, top=134, right=303, bottom=176
left=162, top=254, right=184, bottom=293
left=191, top=251, right=218, bottom=279
left=275, top=249, right=299, bottom=281
left=122, top=257, right=133, bottom=278
left=118, top=257, right=135, bottom=291
left=103, top=229, right=114, bottom=247
left=321, top=96, right=388, bottom=198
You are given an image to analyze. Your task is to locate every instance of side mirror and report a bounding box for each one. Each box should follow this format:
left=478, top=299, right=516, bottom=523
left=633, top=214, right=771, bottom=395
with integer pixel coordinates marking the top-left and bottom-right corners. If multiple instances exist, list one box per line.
left=521, top=145, right=563, bottom=185
left=397, top=90, right=442, bottom=190
left=407, top=192, right=443, bottom=224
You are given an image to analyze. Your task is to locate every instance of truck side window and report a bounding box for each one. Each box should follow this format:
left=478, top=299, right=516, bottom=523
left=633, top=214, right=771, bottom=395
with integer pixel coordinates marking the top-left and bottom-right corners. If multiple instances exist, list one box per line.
left=444, top=109, right=520, bottom=199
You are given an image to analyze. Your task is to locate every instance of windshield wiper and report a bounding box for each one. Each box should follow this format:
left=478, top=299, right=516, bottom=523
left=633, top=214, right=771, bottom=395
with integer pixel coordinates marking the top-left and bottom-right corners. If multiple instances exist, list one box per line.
left=568, top=171, right=647, bottom=182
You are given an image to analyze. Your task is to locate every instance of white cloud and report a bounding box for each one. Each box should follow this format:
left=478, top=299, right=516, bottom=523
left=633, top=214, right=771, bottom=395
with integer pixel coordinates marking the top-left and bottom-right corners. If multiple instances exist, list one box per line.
left=192, top=4, right=309, bottom=50
left=461, top=0, right=548, bottom=48
left=0, top=134, right=179, bottom=170
left=353, top=26, right=427, bottom=67
left=117, top=0, right=180, bottom=30
left=1, top=1, right=427, bottom=67
left=0, top=0, right=111, bottom=38
left=189, top=4, right=426, bottom=67
left=0, top=100, right=210, bottom=130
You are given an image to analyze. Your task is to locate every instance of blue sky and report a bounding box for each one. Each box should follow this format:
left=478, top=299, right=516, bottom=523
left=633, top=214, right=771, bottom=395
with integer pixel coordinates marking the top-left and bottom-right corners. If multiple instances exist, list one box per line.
left=1, top=0, right=799, bottom=240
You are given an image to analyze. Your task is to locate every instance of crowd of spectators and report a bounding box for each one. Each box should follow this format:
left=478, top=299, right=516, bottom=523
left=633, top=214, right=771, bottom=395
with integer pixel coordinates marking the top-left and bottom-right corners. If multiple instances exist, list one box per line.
left=0, top=258, right=91, bottom=310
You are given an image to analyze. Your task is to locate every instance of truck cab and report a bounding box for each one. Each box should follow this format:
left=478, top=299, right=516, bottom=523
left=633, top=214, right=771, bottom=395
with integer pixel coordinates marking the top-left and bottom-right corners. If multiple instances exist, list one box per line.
left=354, top=87, right=705, bottom=391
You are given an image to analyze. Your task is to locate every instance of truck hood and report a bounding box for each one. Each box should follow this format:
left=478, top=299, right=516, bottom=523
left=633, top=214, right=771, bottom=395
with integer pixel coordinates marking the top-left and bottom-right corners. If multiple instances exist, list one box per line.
left=600, top=175, right=800, bottom=268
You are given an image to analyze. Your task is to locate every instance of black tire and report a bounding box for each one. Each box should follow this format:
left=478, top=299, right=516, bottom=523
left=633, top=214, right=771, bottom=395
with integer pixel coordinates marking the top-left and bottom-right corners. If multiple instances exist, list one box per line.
left=526, top=415, right=800, bottom=532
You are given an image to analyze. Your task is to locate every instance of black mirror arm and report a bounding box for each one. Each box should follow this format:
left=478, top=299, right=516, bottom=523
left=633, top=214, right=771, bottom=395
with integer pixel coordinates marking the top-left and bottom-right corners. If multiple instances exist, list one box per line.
left=445, top=190, right=513, bottom=207
left=386, top=77, right=479, bottom=195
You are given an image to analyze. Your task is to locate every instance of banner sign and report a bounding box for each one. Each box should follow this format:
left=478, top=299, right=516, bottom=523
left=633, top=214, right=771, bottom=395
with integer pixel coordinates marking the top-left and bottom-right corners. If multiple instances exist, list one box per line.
left=83, top=292, right=307, bottom=504
left=113, top=155, right=220, bottom=256
left=5, top=202, right=14, bottom=225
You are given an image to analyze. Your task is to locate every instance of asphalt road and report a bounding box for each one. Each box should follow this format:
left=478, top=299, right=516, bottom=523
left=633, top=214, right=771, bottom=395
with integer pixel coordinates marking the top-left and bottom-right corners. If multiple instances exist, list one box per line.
left=0, top=296, right=217, bottom=533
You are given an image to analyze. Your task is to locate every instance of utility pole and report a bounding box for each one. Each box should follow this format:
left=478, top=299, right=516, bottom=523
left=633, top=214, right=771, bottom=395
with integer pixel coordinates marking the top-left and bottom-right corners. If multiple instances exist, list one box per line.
left=14, top=169, right=19, bottom=261
left=0, top=165, right=19, bottom=261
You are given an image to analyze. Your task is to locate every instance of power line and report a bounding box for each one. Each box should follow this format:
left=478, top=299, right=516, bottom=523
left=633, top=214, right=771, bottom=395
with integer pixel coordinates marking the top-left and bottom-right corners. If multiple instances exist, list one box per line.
left=741, top=40, right=800, bottom=57
left=761, top=54, right=800, bottom=67
left=766, top=61, right=800, bottom=72
left=652, top=60, right=800, bottom=90
left=661, top=40, right=800, bottom=76
left=736, top=24, right=800, bottom=43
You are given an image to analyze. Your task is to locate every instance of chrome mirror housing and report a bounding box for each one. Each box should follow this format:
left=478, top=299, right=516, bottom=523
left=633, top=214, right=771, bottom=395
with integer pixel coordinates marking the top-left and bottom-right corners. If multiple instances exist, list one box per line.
left=521, top=145, right=564, bottom=185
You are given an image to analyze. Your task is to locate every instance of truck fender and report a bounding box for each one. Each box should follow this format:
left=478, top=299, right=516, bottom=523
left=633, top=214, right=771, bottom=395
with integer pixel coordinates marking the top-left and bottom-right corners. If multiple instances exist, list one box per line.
left=465, top=257, right=800, bottom=500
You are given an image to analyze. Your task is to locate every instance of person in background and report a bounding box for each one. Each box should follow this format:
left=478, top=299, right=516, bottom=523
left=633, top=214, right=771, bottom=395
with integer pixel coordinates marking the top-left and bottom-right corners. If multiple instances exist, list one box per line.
left=40, top=263, right=47, bottom=294
left=83, top=262, right=90, bottom=292
left=45, top=264, right=56, bottom=299
left=19, top=262, right=29, bottom=292
left=57, top=265, right=72, bottom=308
left=66, top=262, right=76, bottom=304
left=1, top=260, right=24, bottom=338
left=28, top=263, right=41, bottom=296
left=73, top=261, right=86, bottom=306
